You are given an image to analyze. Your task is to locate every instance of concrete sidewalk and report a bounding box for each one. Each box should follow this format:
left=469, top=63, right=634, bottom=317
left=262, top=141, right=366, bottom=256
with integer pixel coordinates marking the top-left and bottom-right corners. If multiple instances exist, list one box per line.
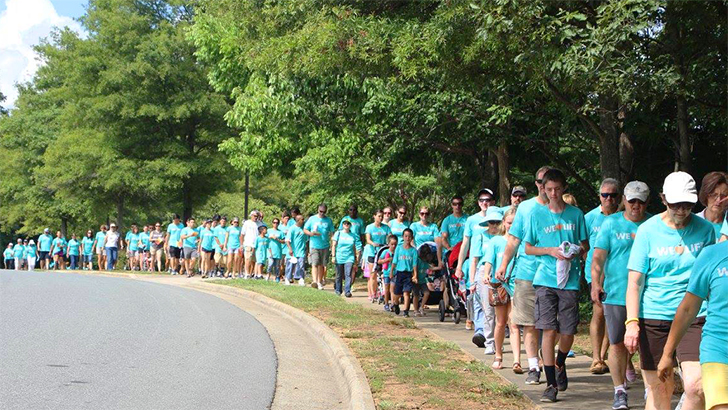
left=341, top=285, right=648, bottom=410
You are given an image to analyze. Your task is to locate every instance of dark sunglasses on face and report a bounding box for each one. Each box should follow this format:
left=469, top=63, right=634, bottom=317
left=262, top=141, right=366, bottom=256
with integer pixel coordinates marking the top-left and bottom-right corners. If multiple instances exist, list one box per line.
left=535, top=179, right=543, bottom=184
left=478, top=197, right=493, bottom=203
left=383, top=211, right=392, bottom=214
left=601, top=193, right=620, bottom=199
left=452, top=202, right=463, bottom=206
left=398, top=210, right=406, bottom=214
left=512, top=194, right=526, bottom=198
left=627, top=199, right=646, bottom=205
left=667, top=202, right=693, bottom=211
left=420, top=212, right=429, bottom=216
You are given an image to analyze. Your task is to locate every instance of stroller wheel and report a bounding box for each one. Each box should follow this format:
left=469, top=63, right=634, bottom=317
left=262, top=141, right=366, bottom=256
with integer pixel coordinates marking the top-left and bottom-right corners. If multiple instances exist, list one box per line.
left=453, top=310, right=462, bottom=324
left=438, top=300, right=445, bottom=322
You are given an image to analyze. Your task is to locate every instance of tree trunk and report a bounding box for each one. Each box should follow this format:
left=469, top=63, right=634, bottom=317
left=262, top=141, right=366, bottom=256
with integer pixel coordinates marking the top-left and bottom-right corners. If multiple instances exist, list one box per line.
left=495, top=142, right=511, bottom=205
left=675, top=95, right=692, bottom=173
left=116, top=195, right=124, bottom=231
left=617, top=106, right=634, bottom=183
left=60, top=217, right=68, bottom=238
left=598, top=97, right=622, bottom=182
left=244, top=171, right=250, bottom=218
left=182, top=179, right=193, bottom=221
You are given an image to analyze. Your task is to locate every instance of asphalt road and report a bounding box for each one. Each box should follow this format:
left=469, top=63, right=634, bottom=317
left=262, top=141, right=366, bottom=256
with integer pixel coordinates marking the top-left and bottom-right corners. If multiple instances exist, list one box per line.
left=0, top=270, right=277, bottom=410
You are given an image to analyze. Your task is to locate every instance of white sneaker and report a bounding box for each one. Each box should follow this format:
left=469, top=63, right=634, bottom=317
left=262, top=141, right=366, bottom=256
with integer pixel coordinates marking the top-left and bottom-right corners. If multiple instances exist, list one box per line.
left=244, top=273, right=251, bottom=279
left=284, top=278, right=291, bottom=286
left=298, top=278, right=305, bottom=286
left=484, top=345, right=496, bottom=355
left=318, top=282, right=324, bottom=290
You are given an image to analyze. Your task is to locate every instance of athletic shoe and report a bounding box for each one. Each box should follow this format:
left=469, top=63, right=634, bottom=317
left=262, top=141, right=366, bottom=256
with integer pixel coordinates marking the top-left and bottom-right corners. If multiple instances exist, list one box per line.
left=419, top=309, right=426, bottom=316
left=403, top=311, right=409, bottom=317
left=484, top=345, right=496, bottom=355
left=384, top=304, right=391, bottom=312
left=345, top=292, right=352, bottom=298
left=318, top=282, right=324, bottom=290
left=556, top=364, right=568, bottom=391
left=612, top=390, right=629, bottom=410
left=311, top=282, right=318, bottom=289
left=625, top=368, right=637, bottom=383
left=335, top=291, right=342, bottom=296
left=392, top=304, right=400, bottom=315
left=525, top=369, right=541, bottom=385
left=472, top=333, right=486, bottom=348
left=540, top=385, right=558, bottom=403
left=298, top=278, right=305, bottom=286
left=414, top=311, right=422, bottom=317
left=244, top=273, right=251, bottom=279
left=284, top=278, right=291, bottom=285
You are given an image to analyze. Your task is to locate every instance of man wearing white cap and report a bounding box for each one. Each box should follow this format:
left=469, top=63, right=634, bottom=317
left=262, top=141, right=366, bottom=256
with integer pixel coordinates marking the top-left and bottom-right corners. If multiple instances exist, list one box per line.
left=37, top=228, right=53, bottom=270
left=590, top=181, right=650, bottom=410
left=584, top=178, right=621, bottom=375
left=625, top=171, right=716, bottom=410
left=242, top=211, right=260, bottom=278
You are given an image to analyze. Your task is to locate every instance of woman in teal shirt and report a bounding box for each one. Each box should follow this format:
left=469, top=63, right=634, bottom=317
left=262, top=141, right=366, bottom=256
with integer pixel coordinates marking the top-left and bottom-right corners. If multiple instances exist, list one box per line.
left=332, top=220, right=362, bottom=297
left=82, top=230, right=95, bottom=270
left=50, top=231, right=67, bottom=270
left=625, top=172, right=716, bottom=410
left=409, top=207, right=442, bottom=317
left=389, top=206, right=410, bottom=245
left=364, top=210, right=391, bottom=302
left=67, top=234, right=80, bottom=270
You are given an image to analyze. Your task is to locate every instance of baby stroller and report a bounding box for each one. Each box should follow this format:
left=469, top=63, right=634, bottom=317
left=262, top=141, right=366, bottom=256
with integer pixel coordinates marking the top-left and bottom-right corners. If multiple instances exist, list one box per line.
left=372, top=246, right=390, bottom=304
left=436, top=243, right=468, bottom=324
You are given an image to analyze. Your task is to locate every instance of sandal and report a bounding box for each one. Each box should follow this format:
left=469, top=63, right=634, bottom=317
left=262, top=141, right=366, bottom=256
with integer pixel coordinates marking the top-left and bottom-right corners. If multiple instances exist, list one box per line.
left=492, top=357, right=503, bottom=370
left=590, top=360, right=606, bottom=374
left=512, top=362, right=524, bottom=374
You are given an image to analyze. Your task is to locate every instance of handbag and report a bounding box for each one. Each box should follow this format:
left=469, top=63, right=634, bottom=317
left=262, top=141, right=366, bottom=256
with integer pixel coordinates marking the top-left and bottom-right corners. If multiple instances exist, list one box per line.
left=488, top=254, right=516, bottom=307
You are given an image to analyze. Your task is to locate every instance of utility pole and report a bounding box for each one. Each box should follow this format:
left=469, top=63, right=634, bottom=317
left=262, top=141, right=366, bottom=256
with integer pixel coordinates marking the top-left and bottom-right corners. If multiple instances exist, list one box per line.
left=244, top=170, right=249, bottom=217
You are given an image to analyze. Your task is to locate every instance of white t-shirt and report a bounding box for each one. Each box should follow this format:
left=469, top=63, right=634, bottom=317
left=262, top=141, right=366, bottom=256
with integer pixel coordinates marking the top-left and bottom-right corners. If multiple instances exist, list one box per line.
left=242, top=220, right=259, bottom=248
left=104, top=231, right=121, bottom=248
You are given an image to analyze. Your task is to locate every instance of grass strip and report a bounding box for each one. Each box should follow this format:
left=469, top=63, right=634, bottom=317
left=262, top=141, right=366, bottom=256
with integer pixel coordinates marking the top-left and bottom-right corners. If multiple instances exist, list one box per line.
left=212, top=279, right=534, bottom=410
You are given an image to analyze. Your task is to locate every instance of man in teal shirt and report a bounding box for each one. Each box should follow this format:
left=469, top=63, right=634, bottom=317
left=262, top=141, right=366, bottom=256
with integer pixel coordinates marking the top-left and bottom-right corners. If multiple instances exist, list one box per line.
left=584, top=178, right=621, bottom=375
left=285, top=215, right=307, bottom=285
left=165, top=214, right=184, bottom=275
left=440, top=195, right=468, bottom=251
left=523, top=168, right=589, bottom=403
left=304, top=204, right=334, bottom=290
left=38, top=228, right=53, bottom=270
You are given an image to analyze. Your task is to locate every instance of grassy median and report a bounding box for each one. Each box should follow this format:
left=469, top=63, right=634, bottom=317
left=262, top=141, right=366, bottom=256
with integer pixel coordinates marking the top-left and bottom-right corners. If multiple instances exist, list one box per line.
left=212, top=279, right=534, bottom=410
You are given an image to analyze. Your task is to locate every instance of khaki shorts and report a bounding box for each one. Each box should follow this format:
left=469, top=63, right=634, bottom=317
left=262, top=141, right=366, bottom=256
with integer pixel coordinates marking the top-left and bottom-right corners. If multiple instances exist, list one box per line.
left=310, top=248, right=330, bottom=266
left=511, top=279, right=536, bottom=326
left=151, top=248, right=164, bottom=262
left=244, top=246, right=255, bottom=262
left=703, top=362, right=728, bottom=410
left=214, top=251, right=226, bottom=264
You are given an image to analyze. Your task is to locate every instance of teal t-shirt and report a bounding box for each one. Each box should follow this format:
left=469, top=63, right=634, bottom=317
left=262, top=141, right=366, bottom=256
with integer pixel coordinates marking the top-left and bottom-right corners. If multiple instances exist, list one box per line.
left=686, top=241, right=728, bottom=365
left=200, top=228, right=215, bottom=250
left=508, top=197, right=546, bottom=282
left=82, top=237, right=94, bottom=255
left=4, top=248, right=13, bottom=259
left=462, top=257, right=472, bottom=288
left=26, top=244, right=37, bottom=258
left=393, top=245, right=417, bottom=272
left=213, top=225, right=227, bottom=253
left=380, top=249, right=394, bottom=278
left=338, top=216, right=365, bottom=237
left=482, top=235, right=516, bottom=296
left=584, top=206, right=608, bottom=284
left=127, top=233, right=140, bottom=251
left=13, top=244, right=25, bottom=258
left=180, top=227, right=197, bottom=249
left=389, top=220, right=410, bottom=245
left=364, top=223, right=391, bottom=259
left=167, top=223, right=184, bottom=247
left=523, top=204, right=588, bottom=291
left=304, top=215, right=334, bottom=250
left=226, top=226, right=241, bottom=249
left=38, top=234, right=53, bottom=252
left=94, top=232, right=106, bottom=249
left=333, top=230, right=361, bottom=264
left=267, top=228, right=284, bottom=259
left=440, top=213, right=468, bottom=248
left=255, top=236, right=269, bottom=262
left=52, top=238, right=67, bottom=253
left=464, top=212, right=487, bottom=256
left=67, top=239, right=80, bottom=256
left=139, top=232, right=150, bottom=249
left=627, top=215, right=716, bottom=320
left=410, top=222, right=441, bottom=248
left=286, top=225, right=306, bottom=258
left=473, top=231, right=494, bottom=259
left=593, top=212, right=650, bottom=306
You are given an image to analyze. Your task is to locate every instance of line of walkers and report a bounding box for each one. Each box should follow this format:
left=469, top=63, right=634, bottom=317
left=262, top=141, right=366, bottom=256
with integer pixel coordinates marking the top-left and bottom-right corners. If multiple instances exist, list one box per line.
left=4, top=168, right=727, bottom=410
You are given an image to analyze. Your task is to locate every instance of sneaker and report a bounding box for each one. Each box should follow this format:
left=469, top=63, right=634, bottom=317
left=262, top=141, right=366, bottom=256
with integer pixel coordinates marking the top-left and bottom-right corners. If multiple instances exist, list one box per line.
left=403, top=311, right=410, bottom=317
left=625, top=368, right=637, bottom=383
left=284, top=278, right=291, bottom=285
left=540, top=385, right=558, bottom=403
left=335, top=291, right=342, bottom=296
left=384, top=304, right=391, bottom=312
left=484, top=345, right=496, bottom=355
left=414, top=311, right=422, bottom=317
left=244, top=273, right=251, bottom=279
left=345, top=292, right=352, bottom=298
left=419, top=309, right=426, bottom=316
left=556, top=364, right=568, bottom=391
left=298, top=278, right=305, bottom=286
left=472, top=333, right=486, bottom=348
left=465, top=320, right=473, bottom=330
left=392, top=304, right=400, bottom=315
left=311, top=282, right=318, bottom=289
left=318, top=282, right=324, bottom=290
left=525, top=369, right=541, bottom=385
left=612, top=390, right=629, bottom=410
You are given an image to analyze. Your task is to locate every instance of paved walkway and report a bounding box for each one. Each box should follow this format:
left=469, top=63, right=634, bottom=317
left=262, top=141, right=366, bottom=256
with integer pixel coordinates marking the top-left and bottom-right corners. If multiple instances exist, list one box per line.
left=341, top=284, right=649, bottom=410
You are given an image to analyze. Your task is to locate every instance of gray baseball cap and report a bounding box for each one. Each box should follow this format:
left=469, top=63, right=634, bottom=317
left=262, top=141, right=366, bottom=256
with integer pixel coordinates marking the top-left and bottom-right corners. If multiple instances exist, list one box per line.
left=624, top=181, right=650, bottom=202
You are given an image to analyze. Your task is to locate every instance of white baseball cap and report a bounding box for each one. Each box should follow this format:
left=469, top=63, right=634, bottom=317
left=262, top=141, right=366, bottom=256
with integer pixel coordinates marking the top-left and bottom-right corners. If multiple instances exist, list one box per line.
left=624, top=181, right=650, bottom=202
left=662, top=172, right=698, bottom=204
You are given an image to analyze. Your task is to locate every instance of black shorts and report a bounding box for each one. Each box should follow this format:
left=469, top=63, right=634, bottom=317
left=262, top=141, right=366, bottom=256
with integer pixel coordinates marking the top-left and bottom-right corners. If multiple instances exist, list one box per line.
left=534, top=286, right=579, bottom=335
left=639, top=317, right=704, bottom=371
left=39, top=251, right=49, bottom=260
left=169, top=246, right=181, bottom=259
left=394, top=270, right=413, bottom=295
left=367, top=256, right=375, bottom=263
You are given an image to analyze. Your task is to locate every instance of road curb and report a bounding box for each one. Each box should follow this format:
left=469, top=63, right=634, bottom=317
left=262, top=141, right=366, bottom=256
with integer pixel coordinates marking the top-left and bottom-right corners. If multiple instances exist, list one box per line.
left=182, top=282, right=376, bottom=410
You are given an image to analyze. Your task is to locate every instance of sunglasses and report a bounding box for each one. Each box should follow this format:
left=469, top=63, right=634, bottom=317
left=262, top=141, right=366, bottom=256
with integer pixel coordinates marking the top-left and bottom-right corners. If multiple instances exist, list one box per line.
left=512, top=193, right=526, bottom=198
left=451, top=202, right=463, bottom=206
left=383, top=211, right=392, bottom=214
left=478, top=197, right=493, bottom=203
left=155, top=225, right=161, bottom=227
left=420, top=212, right=429, bottom=216
left=627, top=199, right=646, bottom=205
left=667, top=202, right=694, bottom=211
left=535, top=179, right=543, bottom=184
left=601, top=193, right=620, bottom=199
left=398, top=210, right=406, bottom=214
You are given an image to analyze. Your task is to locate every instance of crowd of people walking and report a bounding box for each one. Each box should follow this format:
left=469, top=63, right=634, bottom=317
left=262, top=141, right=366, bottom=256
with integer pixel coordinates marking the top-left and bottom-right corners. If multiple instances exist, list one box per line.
left=4, top=168, right=727, bottom=410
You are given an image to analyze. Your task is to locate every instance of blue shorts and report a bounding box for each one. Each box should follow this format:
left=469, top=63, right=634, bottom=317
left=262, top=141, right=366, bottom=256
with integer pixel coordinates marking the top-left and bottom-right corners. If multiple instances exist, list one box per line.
left=83, top=255, right=93, bottom=263
left=394, top=271, right=413, bottom=295
left=383, top=276, right=391, bottom=285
